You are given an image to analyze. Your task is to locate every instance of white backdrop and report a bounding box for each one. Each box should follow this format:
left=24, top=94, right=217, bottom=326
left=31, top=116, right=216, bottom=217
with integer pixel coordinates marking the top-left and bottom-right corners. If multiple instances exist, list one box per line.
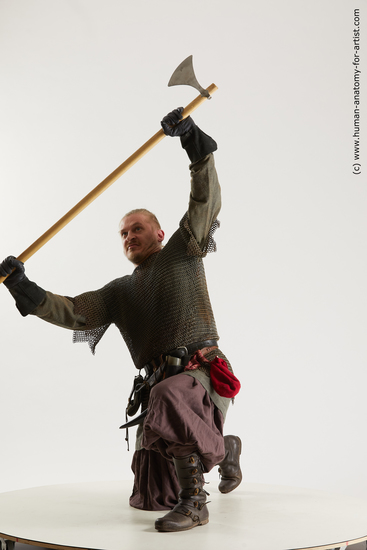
left=0, top=0, right=366, bottom=499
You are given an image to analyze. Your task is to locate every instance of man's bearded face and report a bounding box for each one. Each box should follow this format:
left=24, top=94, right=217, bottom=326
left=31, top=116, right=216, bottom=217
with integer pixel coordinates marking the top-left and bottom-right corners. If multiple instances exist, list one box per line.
left=119, top=213, right=164, bottom=266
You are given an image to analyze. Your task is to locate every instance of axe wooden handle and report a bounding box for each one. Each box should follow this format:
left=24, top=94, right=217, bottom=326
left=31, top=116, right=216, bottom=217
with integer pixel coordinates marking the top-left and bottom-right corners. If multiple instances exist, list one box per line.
left=0, top=83, right=218, bottom=285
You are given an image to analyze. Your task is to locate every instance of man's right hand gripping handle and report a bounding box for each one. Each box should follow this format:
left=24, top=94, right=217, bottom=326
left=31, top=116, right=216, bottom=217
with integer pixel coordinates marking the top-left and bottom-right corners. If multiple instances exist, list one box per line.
left=0, top=256, right=26, bottom=288
left=0, top=256, right=46, bottom=316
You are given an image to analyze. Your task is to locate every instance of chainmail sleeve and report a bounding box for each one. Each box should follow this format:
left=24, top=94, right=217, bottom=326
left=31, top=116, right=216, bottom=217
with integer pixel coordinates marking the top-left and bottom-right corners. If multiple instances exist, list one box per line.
left=70, top=277, right=129, bottom=354
left=180, top=214, right=220, bottom=257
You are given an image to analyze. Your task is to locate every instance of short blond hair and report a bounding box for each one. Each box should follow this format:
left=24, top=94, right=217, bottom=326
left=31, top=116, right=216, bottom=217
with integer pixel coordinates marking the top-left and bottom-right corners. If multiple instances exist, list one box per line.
left=122, top=208, right=161, bottom=229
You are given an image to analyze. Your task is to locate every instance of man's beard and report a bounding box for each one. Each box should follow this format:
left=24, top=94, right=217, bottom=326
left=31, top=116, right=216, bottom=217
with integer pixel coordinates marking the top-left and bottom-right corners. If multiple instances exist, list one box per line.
left=125, top=242, right=161, bottom=266
left=126, top=248, right=144, bottom=265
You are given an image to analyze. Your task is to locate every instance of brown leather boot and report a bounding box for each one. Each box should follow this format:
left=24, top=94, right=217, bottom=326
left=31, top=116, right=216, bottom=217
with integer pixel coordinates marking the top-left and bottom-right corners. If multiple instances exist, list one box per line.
left=218, top=435, right=242, bottom=494
left=155, top=453, right=209, bottom=532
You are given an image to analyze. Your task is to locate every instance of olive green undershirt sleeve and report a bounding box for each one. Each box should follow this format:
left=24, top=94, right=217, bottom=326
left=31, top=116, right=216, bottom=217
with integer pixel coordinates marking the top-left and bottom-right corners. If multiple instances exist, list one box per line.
left=30, top=291, right=87, bottom=330
left=188, top=153, right=221, bottom=248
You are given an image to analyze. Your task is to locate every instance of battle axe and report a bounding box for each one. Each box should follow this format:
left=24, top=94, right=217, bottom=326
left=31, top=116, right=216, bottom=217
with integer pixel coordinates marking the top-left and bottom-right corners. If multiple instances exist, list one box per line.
left=0, top=56, right=217, bottom=285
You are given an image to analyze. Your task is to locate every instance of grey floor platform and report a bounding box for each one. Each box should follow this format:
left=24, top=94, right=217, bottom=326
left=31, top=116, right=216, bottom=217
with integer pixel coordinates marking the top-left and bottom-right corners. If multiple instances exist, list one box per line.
left=1, top=480, right=367, bottom=550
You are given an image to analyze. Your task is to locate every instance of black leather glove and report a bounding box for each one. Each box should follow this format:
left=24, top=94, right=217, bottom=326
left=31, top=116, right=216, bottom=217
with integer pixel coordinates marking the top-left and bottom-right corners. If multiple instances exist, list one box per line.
left=161, top=107, right=218, bottom=164
left=161, top=107, right=194, bottom=137
left=0, top=256, right=26, bottom=289
left=0, top=256, right=46, bottom=316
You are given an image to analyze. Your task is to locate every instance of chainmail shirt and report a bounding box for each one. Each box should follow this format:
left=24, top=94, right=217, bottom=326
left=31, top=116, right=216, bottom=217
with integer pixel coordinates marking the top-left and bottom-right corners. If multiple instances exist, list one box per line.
left=30, top=153, right=232, bottom=420
left=69, top=212, right=220, bottom=368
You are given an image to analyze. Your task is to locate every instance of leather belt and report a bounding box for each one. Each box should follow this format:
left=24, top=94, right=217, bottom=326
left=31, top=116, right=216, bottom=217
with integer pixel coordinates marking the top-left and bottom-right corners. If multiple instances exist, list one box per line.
left=166, top=339, right=218, bottom=359
left=143, top=338, right=218, bottom=389
left=145, top=339, right=218, bottom=375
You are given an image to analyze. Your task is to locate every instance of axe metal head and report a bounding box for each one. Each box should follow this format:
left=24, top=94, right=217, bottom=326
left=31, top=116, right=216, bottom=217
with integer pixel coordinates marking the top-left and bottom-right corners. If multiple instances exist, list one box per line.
left=168, top=55, right=210, bottom=98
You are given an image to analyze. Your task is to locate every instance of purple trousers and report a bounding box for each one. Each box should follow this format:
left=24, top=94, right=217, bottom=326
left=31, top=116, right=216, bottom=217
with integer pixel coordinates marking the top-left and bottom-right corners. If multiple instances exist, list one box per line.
left=129, top=374, right=225, bottom=511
